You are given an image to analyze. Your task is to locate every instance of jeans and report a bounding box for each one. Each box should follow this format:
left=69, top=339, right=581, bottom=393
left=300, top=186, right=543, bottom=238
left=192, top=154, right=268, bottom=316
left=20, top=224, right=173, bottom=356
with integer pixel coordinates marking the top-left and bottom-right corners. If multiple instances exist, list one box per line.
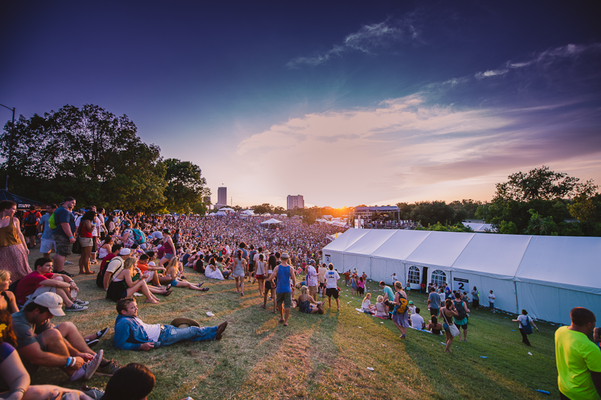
left=156, top=325, right=219, bottom=347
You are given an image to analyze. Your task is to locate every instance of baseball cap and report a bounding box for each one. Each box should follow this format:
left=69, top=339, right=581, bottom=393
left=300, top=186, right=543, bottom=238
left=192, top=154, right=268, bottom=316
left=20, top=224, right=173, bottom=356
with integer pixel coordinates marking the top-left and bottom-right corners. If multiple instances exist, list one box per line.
left=120, top=248, right=131, bottom=256
left=33, top=292, right=66, bottom=316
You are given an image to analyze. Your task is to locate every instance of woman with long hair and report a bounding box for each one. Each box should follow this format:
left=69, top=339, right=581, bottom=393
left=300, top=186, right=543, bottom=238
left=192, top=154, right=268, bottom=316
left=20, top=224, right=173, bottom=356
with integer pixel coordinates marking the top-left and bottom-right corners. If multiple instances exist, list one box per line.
left=107, top=258, right=160, bottom=304
left=77, top=210, right=96, bottom=274
left=391, top=281, right=410, bottom=339
left=439, top=299, right=459, bottom=353
left=262, top=254, right=277, bottom=312
left=164, top=259, right=208, bottom=292
left=0, top=201, right=31, bottom=281
left=0, top=271, right=18, bottom=313
left=232, top=249, right=247, bottom=296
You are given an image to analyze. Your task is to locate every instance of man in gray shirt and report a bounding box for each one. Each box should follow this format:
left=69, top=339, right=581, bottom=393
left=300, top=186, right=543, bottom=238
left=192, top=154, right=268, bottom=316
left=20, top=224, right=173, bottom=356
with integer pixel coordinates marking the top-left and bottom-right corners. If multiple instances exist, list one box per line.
left=427, top=287, right=441, bottom=316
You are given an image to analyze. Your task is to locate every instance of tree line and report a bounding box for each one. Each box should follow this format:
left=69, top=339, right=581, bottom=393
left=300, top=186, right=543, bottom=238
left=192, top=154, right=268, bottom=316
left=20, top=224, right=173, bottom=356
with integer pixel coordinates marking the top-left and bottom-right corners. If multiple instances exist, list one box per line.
left=0, top=104, right=209, bottom=213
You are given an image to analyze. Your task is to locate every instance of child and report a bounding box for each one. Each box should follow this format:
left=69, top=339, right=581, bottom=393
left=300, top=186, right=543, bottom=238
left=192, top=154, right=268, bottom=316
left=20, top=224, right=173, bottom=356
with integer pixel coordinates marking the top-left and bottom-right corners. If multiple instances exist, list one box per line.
left=357, top=276, right=365, bottom=296
left=361, top=293, right=376, bottom=314
left=374, top=295, right=388, bottom=318
left=407, top=300, right=416, bottom=315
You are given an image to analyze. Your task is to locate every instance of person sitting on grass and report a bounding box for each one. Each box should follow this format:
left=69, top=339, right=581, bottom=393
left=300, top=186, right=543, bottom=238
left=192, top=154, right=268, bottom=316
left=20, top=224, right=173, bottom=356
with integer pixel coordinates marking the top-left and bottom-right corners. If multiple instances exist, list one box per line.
left=428, top=315, right=443, bottom=335
left=374, top=295, right=388, bottom=318
left=12, top=293, right=119, bottom=380
left=106, top=258, right=160, bottom=304
left=164, top=259, right=209, bottom=292
left=98, top=363, right=155, bottom=400
left=296, top=286, right=323, bottom=315
left=0, top=309, right=94, bottom=399
left=15, top=258, right=88, bottom=311
left=135, top=254, right=171, bottom=297
left=410, top=307, right=425, bottom=330
left=361, top=293, right=376, bottom=315
left=113, top=298, right=228, bottom=351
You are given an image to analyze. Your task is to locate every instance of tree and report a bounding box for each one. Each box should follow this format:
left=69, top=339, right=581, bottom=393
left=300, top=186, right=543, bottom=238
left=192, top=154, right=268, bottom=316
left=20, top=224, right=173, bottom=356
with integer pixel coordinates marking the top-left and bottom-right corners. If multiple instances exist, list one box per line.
left=163, top=158, right=208, bottom=214
left=409, top=201, right=462, bottom=227
left=493, top=165, right=596, bottom=202
left=252, top=203, right=274, bottom=215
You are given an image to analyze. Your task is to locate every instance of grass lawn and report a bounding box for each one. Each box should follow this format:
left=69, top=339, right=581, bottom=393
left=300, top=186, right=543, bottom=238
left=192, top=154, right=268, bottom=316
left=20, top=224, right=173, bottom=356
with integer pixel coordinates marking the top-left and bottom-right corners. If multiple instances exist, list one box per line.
left=26, top=252, right=560, bottom=399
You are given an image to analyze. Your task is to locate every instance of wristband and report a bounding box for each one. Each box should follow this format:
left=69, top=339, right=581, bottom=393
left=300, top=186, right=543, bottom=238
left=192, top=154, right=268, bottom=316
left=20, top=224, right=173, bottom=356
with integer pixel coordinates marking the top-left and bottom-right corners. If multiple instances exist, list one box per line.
left=69, top=236, right=74, bottom=239
left=65, top=356, right=73, bottom=367
left=11, top=388, right=25, bottom=395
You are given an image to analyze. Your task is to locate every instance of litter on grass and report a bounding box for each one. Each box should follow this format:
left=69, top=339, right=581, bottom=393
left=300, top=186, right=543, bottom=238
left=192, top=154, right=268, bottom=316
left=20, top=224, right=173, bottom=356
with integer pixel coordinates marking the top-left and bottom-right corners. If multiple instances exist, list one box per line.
left=206, top=312, right=215, bottom=317
left=528, top=352, right=532, bottom=356
left=480, top=356, right=487, bottom=359
left=367, top=367, right=375, bottom=371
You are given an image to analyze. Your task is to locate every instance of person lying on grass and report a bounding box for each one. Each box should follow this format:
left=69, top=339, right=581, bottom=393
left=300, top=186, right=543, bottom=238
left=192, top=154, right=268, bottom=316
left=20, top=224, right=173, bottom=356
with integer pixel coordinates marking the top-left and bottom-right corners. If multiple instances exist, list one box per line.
left=113, top=298, right=227, bottom=351
left=164, top=259, right=209, bottom=292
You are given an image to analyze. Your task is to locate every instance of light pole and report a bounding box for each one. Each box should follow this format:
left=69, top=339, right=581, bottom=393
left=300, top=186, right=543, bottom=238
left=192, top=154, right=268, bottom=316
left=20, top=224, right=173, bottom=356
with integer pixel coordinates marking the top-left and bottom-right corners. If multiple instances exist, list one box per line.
left=0, top=104, right=15, bottom=190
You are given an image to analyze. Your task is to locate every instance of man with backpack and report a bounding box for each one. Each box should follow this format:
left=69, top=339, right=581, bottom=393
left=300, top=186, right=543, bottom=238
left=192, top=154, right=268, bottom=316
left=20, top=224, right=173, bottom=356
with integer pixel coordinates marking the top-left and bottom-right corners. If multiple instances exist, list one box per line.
left=452, top=292, right=470, bottom=342
left=23, top=205, right=41, bottom=249
left=102, top=248, right=131, bottom=291
left=97, top=244, right=122, bottom=289
left=50, top=197, right=77, bottom=277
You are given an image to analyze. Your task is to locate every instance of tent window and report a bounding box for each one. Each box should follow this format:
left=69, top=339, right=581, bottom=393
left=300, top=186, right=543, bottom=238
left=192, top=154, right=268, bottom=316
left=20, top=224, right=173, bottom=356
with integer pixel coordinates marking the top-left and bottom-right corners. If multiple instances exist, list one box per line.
left=407, top=266, right=420, bottom=284
left=432, top=270, right=446, bottom=287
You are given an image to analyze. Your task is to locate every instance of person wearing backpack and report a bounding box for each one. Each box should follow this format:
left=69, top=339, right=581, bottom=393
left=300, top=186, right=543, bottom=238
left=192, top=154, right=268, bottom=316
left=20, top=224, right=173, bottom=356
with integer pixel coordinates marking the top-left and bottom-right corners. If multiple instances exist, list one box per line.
left=392, top=281, right=410, bottom=339
left=452, top=292, right=471, bottom=342
left=23, top=205, right=41, bottom=249
left=512, top=309, right=539, bottom=347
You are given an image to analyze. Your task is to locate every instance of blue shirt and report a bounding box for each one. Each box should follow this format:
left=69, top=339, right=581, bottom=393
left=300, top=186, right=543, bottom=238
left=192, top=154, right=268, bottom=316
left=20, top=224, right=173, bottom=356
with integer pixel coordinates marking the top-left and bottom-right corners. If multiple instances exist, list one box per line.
left=51, top=207, right=75, bottom=237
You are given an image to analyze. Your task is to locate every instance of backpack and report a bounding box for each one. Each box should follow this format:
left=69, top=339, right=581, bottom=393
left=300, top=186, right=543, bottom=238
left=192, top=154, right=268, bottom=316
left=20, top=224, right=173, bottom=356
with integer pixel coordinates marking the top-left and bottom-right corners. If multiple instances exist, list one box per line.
left=249, top=250, right=257, bottom=266
left=48, top=209, right=59, bottom=230
left=97, top=256, right=123, bottom=288
left=25, top=212, right=37, bottom=225
left=396, top=293, right=408, bottom=314
left=522, top=317, right=533, bottom=335
left=454, top=300, right=467, bottom=320
left=132, top=229, right=146, bottom=245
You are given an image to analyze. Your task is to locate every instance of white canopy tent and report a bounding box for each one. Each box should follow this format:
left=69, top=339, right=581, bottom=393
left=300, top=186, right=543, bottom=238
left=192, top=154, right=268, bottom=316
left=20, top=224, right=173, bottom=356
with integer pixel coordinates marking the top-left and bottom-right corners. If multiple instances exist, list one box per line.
left=322, top=228, right=601, bottom=324
left=260, top=218, right=283, bottom=227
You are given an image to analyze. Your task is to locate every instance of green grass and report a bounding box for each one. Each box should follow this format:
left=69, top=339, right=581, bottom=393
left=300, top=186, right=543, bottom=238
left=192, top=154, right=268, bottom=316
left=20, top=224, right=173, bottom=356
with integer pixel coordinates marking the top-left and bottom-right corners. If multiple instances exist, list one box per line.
left=28, top=253, right=559, bottom=399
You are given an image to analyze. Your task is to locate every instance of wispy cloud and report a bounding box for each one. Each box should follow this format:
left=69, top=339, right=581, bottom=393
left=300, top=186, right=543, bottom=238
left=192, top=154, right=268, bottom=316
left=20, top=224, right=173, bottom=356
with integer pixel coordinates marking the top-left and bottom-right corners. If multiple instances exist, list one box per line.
left=475, top=69, right=508, bottom=79
left=286, top=17, right=421, bottom=69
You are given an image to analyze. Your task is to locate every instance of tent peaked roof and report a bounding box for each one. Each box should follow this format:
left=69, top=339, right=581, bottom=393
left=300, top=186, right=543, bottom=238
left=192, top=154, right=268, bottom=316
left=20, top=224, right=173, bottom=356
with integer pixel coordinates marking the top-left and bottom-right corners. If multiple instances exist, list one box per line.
left=261, top=218, right=282, bottom=225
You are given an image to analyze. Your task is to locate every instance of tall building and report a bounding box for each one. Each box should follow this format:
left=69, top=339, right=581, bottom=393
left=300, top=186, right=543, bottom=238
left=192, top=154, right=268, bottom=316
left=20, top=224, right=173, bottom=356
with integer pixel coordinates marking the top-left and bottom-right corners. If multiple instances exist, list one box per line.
left=287, top=195, right=304, bottom=210
left=216, top=187, right=227, bottom=209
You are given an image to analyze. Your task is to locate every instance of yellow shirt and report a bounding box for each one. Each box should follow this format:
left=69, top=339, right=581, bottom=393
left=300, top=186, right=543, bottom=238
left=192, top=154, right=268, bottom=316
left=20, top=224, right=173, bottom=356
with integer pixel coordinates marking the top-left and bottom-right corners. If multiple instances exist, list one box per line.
left=555, top=326, right=601, bottom=400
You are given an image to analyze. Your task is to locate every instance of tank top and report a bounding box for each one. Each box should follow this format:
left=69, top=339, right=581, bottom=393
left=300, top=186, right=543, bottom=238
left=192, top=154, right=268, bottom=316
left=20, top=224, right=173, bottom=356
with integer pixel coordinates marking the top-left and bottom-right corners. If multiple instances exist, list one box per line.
left=164, top=239, right=174, bottom=254
left=276, top=265, right=291, bottom=293
left=80, top=221, right=93, bottom=238
left=0, top=218, right=21, bottom=247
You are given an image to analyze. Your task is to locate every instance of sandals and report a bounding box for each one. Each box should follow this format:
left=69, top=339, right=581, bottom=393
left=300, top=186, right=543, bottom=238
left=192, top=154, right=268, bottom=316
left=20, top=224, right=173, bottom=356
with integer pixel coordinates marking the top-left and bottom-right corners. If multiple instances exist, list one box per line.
left=200, top=287, right=210, bottom=292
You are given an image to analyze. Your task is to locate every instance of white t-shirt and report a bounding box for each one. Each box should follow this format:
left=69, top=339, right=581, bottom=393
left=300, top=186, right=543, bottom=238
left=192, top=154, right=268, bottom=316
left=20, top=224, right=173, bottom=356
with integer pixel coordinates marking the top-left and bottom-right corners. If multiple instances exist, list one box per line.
left=488, top=293, right=495, bottom=303
left=106, top=257, right=124, bottom=274
left=306, top=265, right=318, bottom=287
left=410, top=313, right=425, bottom=329
left=517, top=314, right=532, bottom=329
left=325, top=270, right=340, bottom=289
left=134, top=317, right=161, bottom=342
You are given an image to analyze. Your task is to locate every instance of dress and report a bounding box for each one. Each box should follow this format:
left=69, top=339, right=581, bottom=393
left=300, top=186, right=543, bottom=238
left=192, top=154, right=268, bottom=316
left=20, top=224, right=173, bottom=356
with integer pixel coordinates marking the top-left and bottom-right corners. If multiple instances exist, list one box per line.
left=391, top=292, right=410, bottom=328
left=106, top=276, right=128, bottom=302
left=298, top=298, right=312, bottom=314
left=0, top=218, right=31, bottom=281
left=205, top=265, right=224, bottom=280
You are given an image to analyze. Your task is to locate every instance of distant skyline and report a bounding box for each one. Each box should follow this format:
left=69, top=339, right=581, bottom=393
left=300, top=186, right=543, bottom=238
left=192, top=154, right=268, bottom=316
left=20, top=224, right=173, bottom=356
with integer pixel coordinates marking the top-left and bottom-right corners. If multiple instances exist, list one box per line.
left=1, top=1, right=600, bottom=208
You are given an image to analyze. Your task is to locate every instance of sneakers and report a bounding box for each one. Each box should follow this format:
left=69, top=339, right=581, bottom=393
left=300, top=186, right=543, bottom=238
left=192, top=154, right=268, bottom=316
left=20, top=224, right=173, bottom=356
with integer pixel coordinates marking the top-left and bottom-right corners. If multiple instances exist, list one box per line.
left=74, top=299, right=89, bottom=306
left=96, top=359, right=121, bottom=376
left=80, top=386, right=105, bottom=400
left=56, top=270, right=74, bottom=277
left=77, top=349, right=103, bottom=380
left=85, top=327, right=109, bottom=346
left=66, top=303, right=88, bottom=312
left=86, top=338, right=99, bottom=346
left=65, top=260, right=74, bottom=265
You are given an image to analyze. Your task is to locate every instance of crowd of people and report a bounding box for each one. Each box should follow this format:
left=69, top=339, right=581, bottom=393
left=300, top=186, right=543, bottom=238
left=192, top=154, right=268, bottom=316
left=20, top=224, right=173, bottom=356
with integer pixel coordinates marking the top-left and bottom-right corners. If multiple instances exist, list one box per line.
left=1, top=198, right=600, bottom=399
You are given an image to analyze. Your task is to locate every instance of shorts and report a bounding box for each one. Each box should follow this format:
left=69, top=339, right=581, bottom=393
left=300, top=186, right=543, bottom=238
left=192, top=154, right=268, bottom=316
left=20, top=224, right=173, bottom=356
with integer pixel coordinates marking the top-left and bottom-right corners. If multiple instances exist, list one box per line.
left=308, top=285, right=317, bottom=293
left=39, top=238, right=55, bottom=253
left=358, top=287, right=365, bottom=295
left=248, top=263, right=255, bottom=273
left=430, top=307, right=439, bottom=316
left=265, top=280, right=273, bottom=290
left=52, top=234, right=73, bottom=257
left=79, top=237, right=93, bottom=247
left=255, top=274, right=264, bottom=279
left=164, top=253, right=175, bottom=260
left=25, top=225, right=38, bottom=236
left=276, top=292, right=292, bottom=308
left=325, top=288, right=339, bottom=299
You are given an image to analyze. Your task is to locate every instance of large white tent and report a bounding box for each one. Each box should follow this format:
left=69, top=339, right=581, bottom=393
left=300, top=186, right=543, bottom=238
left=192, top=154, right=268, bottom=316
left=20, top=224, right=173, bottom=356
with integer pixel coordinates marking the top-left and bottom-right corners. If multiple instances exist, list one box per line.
left=322, top=228, right=601, bottom=324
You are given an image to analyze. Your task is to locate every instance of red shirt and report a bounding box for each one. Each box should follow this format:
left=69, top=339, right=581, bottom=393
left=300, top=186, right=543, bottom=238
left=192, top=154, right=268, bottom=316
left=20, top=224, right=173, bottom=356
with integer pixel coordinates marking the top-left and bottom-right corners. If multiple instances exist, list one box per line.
left=16, top=272, right=53, bottom=305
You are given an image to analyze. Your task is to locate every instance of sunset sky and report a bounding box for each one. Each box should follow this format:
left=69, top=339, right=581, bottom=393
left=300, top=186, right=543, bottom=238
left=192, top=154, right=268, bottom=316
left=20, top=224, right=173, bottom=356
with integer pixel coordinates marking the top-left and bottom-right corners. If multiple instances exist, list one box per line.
left=1, top=1, right=600, bottom=208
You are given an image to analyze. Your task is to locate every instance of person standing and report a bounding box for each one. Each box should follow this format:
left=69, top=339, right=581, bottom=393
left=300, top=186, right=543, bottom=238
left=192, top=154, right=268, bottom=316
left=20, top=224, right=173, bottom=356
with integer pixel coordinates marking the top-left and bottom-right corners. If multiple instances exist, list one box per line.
left=324, top=264, right=340, bottom=312
left=452, top=292, right=470, bottom=342
left=51, top=197, right=77, bottom=276
left=555, top=307, right=601, bottom=400
left=391, top=281, right=409, bottom=339
left=267, top=252, right=296, bottom=326
left=488, top=290, right=496, bottom=312
left=39, top=204, right=57, bottom=260
left=380, top=281, right=395, bottom=316
left=306, top=260, right=318, bottom=300
left=471, top=286, right=480, bottom=310
left=427, top=286, right=441, bottom=317
left=0, top=201, right=32, bottom=281
left=512, top=309, right=538, bottom=347
left=22, top=205, right=41, bottom=249
left=440, top=299, right=459, bottom=353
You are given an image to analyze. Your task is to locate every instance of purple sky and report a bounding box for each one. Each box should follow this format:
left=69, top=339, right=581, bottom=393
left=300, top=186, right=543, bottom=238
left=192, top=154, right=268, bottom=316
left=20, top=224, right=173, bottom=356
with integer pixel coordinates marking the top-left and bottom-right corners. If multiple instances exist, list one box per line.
left=1, top=1, right=600, bottom=207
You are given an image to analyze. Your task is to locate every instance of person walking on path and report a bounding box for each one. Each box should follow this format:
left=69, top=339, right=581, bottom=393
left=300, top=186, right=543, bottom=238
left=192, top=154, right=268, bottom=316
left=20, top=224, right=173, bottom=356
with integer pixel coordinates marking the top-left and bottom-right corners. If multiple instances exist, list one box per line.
left=512, top=309, right=538, bottom=347
left=267, top=252, right=296, bottom=326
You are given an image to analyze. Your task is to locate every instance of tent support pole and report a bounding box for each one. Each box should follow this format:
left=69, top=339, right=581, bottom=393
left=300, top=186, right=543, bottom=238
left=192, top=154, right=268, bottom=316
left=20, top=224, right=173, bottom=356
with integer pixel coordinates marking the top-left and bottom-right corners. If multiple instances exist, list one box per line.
left=514, top=280, right=519, bottom=314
